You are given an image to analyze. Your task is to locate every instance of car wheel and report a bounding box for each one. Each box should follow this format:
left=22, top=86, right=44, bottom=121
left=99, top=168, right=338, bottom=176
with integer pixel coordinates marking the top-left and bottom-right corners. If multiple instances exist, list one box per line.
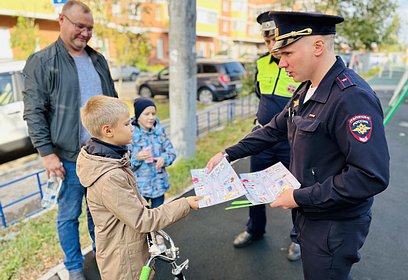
left=198, top=88, right=214, bottom=104
left=139, top=86, right=153, bottom=98
left=130, top=73, right=138, bottom=81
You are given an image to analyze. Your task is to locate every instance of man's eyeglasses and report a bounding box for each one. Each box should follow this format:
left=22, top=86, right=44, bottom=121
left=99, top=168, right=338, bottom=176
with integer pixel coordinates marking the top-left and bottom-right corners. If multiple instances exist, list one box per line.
left=63, top=14, right=93, bottom=33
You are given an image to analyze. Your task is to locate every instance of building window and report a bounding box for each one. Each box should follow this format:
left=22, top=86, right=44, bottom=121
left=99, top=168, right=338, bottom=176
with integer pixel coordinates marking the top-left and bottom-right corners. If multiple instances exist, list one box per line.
left=235, top=20, right=246, bottom=32
left=231, top=0, right=247, bottom=12
left=197, top=9, right=218, bottom=25
left=112, top=1, right=121, bottom=17
left=209, top=42, right=214, bottom=57
left=157, top=38, right=163, bottom=60
left=223, top=1, right=229, bottom=12
left=156, top=6, right=161, bottom=20
left=0, top=29, right=12, bottom=60
left=129, top=2, right=141, bottom=20
left=223, top=22, right=228, bottom=32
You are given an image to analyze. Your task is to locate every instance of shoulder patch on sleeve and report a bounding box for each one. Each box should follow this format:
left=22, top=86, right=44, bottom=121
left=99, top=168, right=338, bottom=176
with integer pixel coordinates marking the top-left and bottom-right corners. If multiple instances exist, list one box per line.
left=348, top=114, right=372, bottom=143
left=336, top=72, right=355, bottom=90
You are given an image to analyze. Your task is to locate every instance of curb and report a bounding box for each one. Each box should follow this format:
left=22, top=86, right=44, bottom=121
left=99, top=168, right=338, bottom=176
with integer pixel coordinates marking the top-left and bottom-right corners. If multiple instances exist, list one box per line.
left=38, top=246, right=94, bottom=280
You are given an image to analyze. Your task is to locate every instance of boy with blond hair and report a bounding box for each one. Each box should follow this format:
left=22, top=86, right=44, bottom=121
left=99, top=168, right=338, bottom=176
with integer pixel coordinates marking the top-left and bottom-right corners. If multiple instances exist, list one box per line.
left=77, top=95, right=201, bottom=279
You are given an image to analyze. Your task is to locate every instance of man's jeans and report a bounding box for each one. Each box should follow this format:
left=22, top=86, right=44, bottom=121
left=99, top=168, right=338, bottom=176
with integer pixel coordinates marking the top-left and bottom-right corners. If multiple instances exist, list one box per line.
left=57, top=160, right=95, bottom=273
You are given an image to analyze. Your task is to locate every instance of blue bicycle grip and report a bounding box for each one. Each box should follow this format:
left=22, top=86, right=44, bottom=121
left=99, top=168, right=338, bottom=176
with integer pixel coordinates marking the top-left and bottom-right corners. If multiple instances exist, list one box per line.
left=139, top=266, right=151, bottom=280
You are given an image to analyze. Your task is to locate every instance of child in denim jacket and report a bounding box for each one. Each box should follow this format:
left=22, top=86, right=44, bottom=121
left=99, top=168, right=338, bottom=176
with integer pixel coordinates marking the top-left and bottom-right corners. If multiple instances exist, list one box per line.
left=131, top=97, right=176, bottom=208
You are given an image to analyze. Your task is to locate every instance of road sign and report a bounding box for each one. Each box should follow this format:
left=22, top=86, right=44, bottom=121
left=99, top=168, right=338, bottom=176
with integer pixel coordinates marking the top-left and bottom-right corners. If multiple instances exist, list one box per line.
left=53, top=0, right=67, bottom=4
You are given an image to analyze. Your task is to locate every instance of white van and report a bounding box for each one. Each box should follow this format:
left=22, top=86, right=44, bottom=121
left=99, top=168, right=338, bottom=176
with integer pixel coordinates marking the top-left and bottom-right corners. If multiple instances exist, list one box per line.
left=0, top=60, right=36, bottom=164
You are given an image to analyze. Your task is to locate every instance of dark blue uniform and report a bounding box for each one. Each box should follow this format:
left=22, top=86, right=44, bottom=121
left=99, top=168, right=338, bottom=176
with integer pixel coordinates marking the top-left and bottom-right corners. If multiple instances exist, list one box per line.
left=226, top=57, right=389, bottom=279
left=248, top=53, right=296, bottom=239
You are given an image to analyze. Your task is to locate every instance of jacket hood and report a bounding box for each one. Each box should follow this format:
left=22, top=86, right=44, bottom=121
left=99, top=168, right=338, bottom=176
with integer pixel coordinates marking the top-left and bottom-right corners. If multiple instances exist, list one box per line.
left=77, top=148, right=130, bottom=188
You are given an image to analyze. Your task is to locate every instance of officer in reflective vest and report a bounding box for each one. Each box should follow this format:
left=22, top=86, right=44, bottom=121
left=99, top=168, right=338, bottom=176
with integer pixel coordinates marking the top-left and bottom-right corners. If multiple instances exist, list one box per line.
left=232, top=11, right=301, bottom=261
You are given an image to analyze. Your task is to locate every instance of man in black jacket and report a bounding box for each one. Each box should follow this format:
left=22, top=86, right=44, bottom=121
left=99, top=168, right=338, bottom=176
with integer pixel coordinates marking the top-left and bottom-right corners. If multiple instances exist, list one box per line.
left=23, top=1, right=117, bottom=279
left=207, top=11, right=389, bottom=280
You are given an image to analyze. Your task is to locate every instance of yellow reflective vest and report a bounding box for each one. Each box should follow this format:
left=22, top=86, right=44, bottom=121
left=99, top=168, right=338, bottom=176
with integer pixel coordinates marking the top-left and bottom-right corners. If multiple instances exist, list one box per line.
left=256, top=53, right=299, bottom=97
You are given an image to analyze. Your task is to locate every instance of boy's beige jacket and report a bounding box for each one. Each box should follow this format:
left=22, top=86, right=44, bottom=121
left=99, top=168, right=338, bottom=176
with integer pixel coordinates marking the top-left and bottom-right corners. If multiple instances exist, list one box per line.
left=77, top=148, right=191, bottom=280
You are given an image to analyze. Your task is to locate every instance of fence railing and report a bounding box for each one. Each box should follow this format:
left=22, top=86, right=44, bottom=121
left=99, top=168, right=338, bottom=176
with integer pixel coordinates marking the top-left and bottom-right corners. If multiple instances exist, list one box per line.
left=0, top=95, right=258, bottom=228
left=0, top=169, right=46, bottom=228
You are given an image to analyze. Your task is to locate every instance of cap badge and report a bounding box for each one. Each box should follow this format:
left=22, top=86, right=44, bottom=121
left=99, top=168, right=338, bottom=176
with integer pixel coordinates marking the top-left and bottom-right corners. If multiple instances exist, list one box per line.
left=276, top=28, right=313, bottom=41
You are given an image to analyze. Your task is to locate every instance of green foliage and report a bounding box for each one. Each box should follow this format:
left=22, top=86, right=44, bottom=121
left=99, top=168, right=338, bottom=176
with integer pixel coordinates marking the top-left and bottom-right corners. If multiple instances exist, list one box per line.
left=359, top=65, right=381, bottom=80
left=279, top=0, right=400, bottom=51
left=10, top=16, right=39, bottom=60
left=239, top=62, right=256, bottom=97
left=141, top=64, right=167, bottom=73
left=336, top=0, right=399, bottom=50
left=86, top=0, right=152, bottom=68
left=113, top=32, right=152, bottom=68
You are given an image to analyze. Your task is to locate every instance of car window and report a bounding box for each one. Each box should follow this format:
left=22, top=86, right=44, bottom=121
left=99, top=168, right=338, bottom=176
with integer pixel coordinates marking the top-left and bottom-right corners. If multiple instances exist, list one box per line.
left=223, top=62, right=246, bottom=75
left=159, top=68, right=170, bottom=78
left=201, top=64, right=218, bottom=74
left=0, top=73, right=14, bottom=105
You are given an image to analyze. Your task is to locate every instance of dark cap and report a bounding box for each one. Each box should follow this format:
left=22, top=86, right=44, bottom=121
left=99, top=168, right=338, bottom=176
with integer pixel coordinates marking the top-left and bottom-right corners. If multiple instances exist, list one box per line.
left=269, top=11, right=344, bottom=51
left=256, top=11, right=276, bottom=37
left=133, top=97, right=156, bottom=122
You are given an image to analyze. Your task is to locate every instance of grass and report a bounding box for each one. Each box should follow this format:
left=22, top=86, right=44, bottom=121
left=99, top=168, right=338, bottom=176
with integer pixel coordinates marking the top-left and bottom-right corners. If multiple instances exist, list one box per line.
left=0, top=117, right=254, bottom=280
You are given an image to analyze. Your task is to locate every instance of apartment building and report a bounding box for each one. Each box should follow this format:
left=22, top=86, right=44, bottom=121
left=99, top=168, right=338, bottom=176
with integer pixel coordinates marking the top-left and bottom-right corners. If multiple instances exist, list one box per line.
left=0, top=0, right=284, bottom=65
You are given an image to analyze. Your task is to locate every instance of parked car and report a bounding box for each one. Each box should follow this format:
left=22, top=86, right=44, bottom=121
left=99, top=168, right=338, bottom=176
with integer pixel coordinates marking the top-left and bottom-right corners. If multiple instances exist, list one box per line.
left=0, top=60, right=36, bottom=164
left=110, top=65, right=140, bottom=81
left=135, top=59, right=246, bottom=103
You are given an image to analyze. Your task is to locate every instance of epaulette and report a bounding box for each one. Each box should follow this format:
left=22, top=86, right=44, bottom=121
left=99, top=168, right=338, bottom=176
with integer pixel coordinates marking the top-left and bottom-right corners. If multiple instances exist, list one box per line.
left=335, top=71, right=355, bottom=90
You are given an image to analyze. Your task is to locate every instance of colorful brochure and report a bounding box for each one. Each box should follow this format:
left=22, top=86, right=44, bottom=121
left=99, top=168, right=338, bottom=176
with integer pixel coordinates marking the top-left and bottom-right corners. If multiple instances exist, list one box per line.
left=190, top=158, right=247, bottom=208
left=191, top=160, right=300, bottom=208
left=239, top=162, right=301, bottom=205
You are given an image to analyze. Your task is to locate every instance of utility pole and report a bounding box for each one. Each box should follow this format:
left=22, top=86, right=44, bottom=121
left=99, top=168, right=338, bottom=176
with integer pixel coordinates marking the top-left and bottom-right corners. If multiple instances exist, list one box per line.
left=169, top=0, right=197, bottom=158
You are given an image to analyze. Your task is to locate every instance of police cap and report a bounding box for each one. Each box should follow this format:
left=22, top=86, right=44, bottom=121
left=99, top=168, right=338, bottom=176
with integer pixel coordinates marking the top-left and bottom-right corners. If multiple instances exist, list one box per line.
left=269, top=11, right=344, bottom=51
left=256, top=11, right=276, bottom=37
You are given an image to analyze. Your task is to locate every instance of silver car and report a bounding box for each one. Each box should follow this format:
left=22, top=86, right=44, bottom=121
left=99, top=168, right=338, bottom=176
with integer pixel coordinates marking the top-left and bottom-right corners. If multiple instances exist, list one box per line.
left=110, top=65, right=140, bottom=81
left=0, top=60, right=35, bottom=163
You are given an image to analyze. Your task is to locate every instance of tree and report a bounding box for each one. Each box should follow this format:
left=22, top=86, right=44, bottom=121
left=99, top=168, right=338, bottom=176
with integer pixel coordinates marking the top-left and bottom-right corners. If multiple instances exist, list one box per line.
left=280, top=0, right=400, bottom=51
left=84, top=0, right=151, bottom=68
left=10, top=16, right=39, bottom=60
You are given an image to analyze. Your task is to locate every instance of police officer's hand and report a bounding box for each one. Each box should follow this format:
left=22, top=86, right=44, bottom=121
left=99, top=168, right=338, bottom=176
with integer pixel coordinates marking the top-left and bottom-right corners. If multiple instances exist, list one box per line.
left=269, top=187, right=299, bottom=209
left=42, top=153, right=65, bottom=181
left=206, top=152, right=224, bottom=172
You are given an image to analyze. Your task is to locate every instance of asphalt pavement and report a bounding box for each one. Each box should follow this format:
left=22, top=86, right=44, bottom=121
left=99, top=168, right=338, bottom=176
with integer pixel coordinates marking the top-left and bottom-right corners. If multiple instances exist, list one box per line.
left=153, top=89, right=408, bottom=280
left=40, top=81, right=408, bottom=280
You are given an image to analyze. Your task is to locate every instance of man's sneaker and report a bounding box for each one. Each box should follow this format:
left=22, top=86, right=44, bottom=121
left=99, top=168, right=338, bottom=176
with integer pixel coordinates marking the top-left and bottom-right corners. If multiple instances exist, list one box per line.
left=287, top=242, right=301, bottom=261
left=233, top=231, right=262, bottom=248
left=69, top=271, right=86, bottom=280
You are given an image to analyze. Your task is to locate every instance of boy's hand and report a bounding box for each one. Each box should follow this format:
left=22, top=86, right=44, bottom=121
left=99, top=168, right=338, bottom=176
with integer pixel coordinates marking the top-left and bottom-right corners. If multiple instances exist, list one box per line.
left=154, top=157, right=165, bottom=169
left=206, top=152, right=224, bottom=172
left=186, top=196, right=203, bottom=210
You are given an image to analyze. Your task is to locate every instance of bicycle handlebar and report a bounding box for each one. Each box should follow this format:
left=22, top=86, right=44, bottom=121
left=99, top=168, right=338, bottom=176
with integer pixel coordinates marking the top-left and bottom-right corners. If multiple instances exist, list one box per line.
left=138, top=229, right=188, bottom=280
left=139, top=266, right=151, bottom=280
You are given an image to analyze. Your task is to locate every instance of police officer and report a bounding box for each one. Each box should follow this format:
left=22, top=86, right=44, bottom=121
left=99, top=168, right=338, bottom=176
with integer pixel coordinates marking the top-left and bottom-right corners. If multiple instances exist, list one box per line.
left=232, top=11, right=301, bottom=262
left=207, top=11, right=389, bottom=280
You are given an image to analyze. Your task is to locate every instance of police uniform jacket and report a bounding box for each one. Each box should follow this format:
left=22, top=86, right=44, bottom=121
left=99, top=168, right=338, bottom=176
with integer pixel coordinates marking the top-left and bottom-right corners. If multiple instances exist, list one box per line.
left=226, top=57, right=389, bottom=220
left=255, top=53, right=299, bottom=125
